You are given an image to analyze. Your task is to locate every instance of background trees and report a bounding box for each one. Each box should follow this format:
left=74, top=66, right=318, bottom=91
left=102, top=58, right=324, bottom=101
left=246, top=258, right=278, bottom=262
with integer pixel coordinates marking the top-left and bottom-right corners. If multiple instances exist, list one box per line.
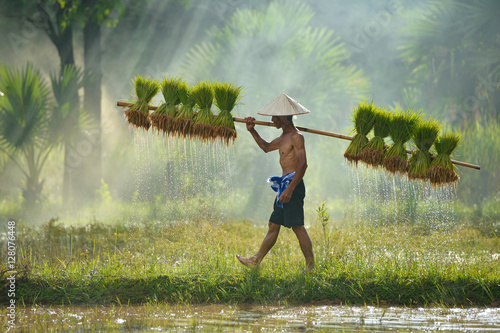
left=0, top=0, right=498, bottom=220
left=398, top=0, right=500, bottom=204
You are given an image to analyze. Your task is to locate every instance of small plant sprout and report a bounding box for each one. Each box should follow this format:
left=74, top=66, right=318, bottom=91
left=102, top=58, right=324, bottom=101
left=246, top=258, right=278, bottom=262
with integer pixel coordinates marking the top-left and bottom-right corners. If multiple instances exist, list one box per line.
left=408, top=117, right=441, bottom=180
left=316, top=201, right=331, bottom=249
left=383, top=108, right=421, bottom=174
left=174, top=81, right=196, bottom=138
left=125, top=76, right=160, bottom=131
left=361, top=107, right=391, bottom=167
left=344, top=100, right=377, bottom=165
left=150, top=76, right=182, bottom=135
left=213, top=82, right=243, bottom=145
left=427, top=131, right=461, bottom=185
left=191, top=81, right=215, bottom=142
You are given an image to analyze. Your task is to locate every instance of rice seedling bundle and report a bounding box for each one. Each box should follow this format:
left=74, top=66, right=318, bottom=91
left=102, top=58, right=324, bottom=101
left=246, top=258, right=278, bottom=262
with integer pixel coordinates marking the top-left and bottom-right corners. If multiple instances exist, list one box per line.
left=344, top=101, right=377, bottom=164
left=124, top=76, right=160, bottom=131
left=360, top=107, right=390, bottom=167
left=213, top=82, right=243, bottom=145
left=191, top=81, right=215, bottom=141
left=149, top=76, right=182, bottom=135
left=383, top=109, right=421, bottom=174
left=408, top=118, right=440, bottom=180
left=427, top=132, right=461, bottom=185
left=173, top=81, right=196, bottom=137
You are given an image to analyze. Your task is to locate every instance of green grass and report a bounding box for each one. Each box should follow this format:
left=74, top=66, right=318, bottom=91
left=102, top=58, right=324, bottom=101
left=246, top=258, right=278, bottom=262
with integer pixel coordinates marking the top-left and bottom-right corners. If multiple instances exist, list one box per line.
left=1, top=215, right=498, bottom=307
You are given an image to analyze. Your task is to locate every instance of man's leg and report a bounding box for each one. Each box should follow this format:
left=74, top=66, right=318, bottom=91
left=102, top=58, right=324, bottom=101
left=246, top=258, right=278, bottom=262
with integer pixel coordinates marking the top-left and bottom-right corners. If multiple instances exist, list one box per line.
left=237, top=222, right=281, bottom=268
left=292, top=225, right=314, bottom=271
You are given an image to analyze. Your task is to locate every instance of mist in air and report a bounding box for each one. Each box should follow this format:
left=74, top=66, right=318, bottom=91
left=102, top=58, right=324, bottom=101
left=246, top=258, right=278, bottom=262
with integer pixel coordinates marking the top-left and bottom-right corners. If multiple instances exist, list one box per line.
left=0, top=0, right=498, bottom=224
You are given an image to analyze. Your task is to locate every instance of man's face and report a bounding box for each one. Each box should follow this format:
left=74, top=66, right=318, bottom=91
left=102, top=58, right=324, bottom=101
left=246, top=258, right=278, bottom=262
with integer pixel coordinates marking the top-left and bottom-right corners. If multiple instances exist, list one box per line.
left=272, top=116, right=284, bottom=129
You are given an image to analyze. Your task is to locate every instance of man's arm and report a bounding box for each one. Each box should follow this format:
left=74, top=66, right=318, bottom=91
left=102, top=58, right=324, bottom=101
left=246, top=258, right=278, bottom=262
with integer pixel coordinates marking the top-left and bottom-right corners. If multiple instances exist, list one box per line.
left=279, top=132, right=307, bottom=203
left=245, top=117, right=280, bottom=153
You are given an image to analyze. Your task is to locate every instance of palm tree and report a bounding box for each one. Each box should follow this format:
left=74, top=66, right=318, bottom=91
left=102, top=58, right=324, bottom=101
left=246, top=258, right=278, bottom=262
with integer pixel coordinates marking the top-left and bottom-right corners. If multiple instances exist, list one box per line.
left=0, top=63, right=55, bottom=212
left=181, top=0, right=370, bottom=126
left=50, top=64, right=92, bottom=204
left=399, top=0, right=500, bottom=125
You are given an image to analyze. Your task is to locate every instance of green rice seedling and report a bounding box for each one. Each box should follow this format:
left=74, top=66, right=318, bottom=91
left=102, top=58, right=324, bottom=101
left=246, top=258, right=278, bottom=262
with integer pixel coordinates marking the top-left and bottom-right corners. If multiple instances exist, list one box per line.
left=125, top=76, right=160, bottom=131
left=408, top=118, right=440, bottom=180
left=383, top=108, right=421, bottom=174
left=149, top=76, right=182, bottom=135
left=191, top=81, right=215, bottom=141
left=427, top=132, right=461, bottom=185
left=173, top=81, right=196, bottom=137
left=344, top=100, right=377, bottom=165
left=213, top=82, right=243, bottom=145
left=360, top=107, right=390, bottom=167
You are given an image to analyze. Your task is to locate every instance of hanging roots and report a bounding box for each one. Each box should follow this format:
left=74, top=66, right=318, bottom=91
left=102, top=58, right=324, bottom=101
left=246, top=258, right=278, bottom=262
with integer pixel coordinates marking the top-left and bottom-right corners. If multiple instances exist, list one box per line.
left=192, top=123, right=214, bottom=142
left=125, top=109, right=150, bottom=131
left=360, top=136, right=385, bottom=167
left=149, top=114, right=174, bottom=135
left=214, top=125, right=238, bottom=146
left=360, top=147, right=385, bottom=167
left=427, top=165, right=459, bottom=185
left=383, top=155, right=408, bottom=174
left=344, top=134, right=368, bottom=165
left=170, top=117, right=194, bottom=138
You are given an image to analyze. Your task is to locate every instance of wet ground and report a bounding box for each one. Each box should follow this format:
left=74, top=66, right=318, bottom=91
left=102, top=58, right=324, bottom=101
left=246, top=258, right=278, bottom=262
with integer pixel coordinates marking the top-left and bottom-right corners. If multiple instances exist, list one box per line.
left=3, top=304, right=500, bottom=332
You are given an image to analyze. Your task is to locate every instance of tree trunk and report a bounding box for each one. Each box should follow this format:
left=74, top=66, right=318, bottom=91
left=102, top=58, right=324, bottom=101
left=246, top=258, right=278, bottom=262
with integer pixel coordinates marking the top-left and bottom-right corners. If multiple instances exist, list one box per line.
left=80, top=16, right=102, bottom=202
left=54, top=25, right=75, bottom=71
left=41, top=2, right=78, bottom=204
left=41, top=2, right=75, bottom=72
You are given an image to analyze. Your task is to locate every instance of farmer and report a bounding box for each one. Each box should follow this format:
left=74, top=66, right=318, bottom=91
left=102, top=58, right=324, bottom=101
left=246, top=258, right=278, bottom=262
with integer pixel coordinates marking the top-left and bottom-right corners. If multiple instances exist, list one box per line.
left=236, top=94, right=314, bottom=271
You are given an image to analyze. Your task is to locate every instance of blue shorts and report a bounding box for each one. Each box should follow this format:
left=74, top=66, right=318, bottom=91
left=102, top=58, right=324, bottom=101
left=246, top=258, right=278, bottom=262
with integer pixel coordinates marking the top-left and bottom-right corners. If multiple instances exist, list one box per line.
left=269, top=180, right=305, bottom=228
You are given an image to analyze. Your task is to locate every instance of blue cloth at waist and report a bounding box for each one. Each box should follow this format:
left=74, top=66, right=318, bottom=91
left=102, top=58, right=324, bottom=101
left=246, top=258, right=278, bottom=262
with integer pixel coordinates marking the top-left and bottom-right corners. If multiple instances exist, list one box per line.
left=267, top=171, right=295, bottom=208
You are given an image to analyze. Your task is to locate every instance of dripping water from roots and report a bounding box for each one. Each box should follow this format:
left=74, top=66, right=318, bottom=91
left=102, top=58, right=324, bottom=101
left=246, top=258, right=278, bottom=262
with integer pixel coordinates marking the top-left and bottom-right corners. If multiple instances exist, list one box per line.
left=346, top=166, right=457, bottom=230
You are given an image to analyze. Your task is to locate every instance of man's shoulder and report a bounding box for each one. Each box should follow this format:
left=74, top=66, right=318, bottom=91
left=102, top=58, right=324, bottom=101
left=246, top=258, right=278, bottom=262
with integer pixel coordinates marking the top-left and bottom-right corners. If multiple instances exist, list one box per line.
left=290, top=130, right=305, bottom=142
left=283, top=129, right=303, bottom=138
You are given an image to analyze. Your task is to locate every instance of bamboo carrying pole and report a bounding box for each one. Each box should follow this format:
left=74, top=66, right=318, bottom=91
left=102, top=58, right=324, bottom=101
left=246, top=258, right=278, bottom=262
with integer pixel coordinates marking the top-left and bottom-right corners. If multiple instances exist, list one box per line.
left=117, top=101, right=481, bottom=170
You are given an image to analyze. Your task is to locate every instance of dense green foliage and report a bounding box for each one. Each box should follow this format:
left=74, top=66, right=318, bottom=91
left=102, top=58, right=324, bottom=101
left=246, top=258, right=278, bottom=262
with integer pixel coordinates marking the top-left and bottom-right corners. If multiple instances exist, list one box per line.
left=458, top=122, right=500, bottom=204
left=130, top=76, right=160, bottom=114
left=157, top=76, right=182, bottom=113
left=408, top=118, right=441, bottom=179
left=383, top=109, right=421, bottom=173
left=344, top=101, right=376, bottom=163
left=427, top=132, right=461, bottom=184
left=0, top=63, right=54, bottom=210
left=361, top=108, right=390, bottom=167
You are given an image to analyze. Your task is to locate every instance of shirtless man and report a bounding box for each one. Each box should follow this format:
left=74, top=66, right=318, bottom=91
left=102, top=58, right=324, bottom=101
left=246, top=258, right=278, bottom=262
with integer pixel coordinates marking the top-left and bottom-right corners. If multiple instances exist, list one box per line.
left=236, top=115, right=314, bottom=271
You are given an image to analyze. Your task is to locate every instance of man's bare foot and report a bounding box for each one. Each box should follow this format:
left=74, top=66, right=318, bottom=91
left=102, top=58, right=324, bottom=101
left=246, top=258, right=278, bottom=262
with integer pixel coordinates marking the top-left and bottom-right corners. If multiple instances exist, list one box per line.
left=304, top=266, right=315, bottom=273
left=304, top=262, right=315, bottom=273
left=236, top=255, right=258, bottom=269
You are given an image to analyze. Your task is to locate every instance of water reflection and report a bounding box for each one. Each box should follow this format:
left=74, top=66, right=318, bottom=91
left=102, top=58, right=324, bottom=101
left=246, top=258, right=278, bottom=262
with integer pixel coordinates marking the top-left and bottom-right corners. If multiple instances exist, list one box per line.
left=6, top=304, right=500, bottom=332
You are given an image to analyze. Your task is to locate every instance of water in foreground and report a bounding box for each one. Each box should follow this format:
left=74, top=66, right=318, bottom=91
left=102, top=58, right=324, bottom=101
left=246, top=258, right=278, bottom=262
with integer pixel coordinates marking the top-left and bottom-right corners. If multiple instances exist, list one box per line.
left=7, top=304, right=500, bottom=332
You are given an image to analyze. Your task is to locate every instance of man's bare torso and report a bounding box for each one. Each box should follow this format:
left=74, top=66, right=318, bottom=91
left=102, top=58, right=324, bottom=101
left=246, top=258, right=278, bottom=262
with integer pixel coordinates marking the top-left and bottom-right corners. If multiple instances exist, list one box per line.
left=279, top=131, right=302, bottom=175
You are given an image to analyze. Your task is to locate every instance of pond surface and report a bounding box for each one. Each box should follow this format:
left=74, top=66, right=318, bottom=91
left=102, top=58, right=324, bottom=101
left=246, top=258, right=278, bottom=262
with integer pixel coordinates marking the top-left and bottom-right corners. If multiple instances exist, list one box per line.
left=4, top=304, right=500, bottom=332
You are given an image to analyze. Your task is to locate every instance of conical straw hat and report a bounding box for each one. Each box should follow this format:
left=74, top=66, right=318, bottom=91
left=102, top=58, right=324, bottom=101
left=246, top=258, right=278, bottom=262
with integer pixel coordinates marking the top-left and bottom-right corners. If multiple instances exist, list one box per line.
left=257, top=93, right=311, bottom=116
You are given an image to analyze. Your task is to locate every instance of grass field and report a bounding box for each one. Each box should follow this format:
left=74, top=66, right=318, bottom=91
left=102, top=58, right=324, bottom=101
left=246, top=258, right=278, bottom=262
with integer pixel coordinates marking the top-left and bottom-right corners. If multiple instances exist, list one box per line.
left=1, top=212, right=499, bottom=307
